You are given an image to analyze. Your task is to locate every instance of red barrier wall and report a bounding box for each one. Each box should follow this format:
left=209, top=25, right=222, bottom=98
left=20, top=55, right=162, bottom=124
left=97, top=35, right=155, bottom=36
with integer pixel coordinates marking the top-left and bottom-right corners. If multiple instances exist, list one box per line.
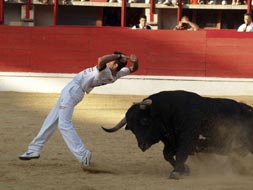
left=0, top=26, right=253, bottom=78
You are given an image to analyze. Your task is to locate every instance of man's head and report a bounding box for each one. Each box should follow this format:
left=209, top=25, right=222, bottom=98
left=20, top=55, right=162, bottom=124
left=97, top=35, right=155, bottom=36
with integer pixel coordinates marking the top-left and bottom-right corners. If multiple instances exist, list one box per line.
left=181, top=16, right=190, bottom=23
left=113, top=51, right=128, bottom=71
left=244, top=13, right=252, bottom=25
left=139, top=15, right=147, bottom=27
left=106, top=51, right=128, bottom=76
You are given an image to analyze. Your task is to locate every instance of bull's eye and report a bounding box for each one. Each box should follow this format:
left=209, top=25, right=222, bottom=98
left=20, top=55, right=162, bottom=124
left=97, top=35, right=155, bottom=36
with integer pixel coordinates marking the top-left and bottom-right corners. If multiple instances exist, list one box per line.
left=140, top=118, right=149, bottom=126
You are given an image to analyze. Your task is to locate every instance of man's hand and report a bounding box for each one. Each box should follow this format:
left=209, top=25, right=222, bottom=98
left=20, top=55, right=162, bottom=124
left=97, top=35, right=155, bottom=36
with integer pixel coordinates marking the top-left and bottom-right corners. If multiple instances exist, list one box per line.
left=129, top=54, right=138, bottom=73
left=129, top=54, right=138, bottom=62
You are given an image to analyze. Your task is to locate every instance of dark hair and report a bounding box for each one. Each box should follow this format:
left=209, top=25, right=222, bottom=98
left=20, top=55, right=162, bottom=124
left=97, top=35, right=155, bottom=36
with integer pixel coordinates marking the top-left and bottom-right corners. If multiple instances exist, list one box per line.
left=140, top=15, right=147, bottom=20
left=113, top=51, right=127, bottom=71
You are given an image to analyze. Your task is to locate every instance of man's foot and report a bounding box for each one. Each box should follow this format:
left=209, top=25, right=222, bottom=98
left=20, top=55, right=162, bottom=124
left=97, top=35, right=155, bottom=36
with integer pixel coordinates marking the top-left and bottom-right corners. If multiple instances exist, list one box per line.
left=19, top=151, right=40, bottom=160
left=82, top=150, right=92, bottom=167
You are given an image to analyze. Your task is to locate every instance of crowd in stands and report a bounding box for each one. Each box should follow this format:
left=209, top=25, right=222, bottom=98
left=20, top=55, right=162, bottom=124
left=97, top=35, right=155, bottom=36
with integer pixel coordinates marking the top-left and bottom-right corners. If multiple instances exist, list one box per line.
left=4, top=0, right=253, bottom=5
left=205, top=0, right=253, bottom=4
left=6, top=0, right=252, bottom=5
left=107, top=0, right=253, bottom=4
left=132, top=13, right=253, bottom=32
left=3, top=0, right=253, bottom=31
left=105, top=0, right=253, bottom=5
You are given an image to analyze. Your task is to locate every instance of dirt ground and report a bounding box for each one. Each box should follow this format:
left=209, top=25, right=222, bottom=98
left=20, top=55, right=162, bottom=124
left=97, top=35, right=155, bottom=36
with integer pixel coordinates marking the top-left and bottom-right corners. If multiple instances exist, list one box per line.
left=1, top=91, right=253, bottom=190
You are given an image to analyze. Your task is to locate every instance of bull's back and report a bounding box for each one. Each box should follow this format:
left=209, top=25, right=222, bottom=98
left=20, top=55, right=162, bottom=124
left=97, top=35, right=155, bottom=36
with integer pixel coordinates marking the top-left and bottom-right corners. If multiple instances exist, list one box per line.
left=148, top=90, right=202, bottom=106
left=146, top=90, right=204, bottom=119
left=201, top=97, right=251, bottom=118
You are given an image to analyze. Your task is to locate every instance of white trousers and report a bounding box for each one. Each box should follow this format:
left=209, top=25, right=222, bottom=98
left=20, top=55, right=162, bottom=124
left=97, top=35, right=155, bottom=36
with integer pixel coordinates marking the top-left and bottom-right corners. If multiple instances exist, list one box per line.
left=27, top=82, right=87, bottom=162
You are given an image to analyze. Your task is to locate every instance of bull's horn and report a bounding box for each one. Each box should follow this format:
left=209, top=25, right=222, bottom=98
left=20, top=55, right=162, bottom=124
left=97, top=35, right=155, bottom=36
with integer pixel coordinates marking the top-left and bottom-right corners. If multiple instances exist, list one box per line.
left=133, top=99, right=152, bottom=105
left=138, top=99, right=152, bottom=110
left=101, top=117, right=127, bottom=133
left=141, top=99, right=152, bottom=105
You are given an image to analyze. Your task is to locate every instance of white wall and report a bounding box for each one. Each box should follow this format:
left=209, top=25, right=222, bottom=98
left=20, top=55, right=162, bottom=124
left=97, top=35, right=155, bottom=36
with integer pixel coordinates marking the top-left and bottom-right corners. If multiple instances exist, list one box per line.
left=1, top=72, right=253, bottom=96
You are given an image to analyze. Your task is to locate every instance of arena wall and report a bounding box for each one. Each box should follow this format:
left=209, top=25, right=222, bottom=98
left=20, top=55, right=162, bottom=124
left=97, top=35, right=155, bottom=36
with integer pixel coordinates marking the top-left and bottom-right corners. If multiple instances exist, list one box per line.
left=0, top=26, right=253, bottom=96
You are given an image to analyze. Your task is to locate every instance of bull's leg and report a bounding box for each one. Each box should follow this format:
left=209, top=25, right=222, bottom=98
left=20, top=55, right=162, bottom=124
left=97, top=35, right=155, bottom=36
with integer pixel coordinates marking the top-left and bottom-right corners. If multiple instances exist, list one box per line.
left=170, top=121, right=199, bottom=179
left=174, top=152, right=190, bottom=175
left=163, top=146, right=176, bottom=168
left=163, top=141, right=190, bottom=179
left=246, top=130, right=253, bottom=154
left=163, top=145, right=183, bottom=179
left=163, top=144, right=189, bottom=179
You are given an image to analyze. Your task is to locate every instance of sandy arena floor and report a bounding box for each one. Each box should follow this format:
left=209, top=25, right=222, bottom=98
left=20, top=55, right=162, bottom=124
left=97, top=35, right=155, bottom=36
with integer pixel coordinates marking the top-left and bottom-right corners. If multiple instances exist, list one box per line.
left=0, top=92, right=253, bottom=190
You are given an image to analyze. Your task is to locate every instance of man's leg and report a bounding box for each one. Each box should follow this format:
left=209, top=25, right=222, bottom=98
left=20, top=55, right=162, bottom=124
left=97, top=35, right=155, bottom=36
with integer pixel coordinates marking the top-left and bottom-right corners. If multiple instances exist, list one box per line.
left=57, top=98, right=90, bottom=164
left=19, top=99, right=60, bottom=160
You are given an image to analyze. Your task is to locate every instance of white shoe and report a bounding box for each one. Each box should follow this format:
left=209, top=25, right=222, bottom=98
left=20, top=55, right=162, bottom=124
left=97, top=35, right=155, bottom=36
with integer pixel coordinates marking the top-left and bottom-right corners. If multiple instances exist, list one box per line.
left=19, top=151, right=40, bottom=160
left=208, top=0, right=214, bottom=4
left=82, top=150, right=92, bottom=167
left=221, top=0, right=226, bottom=4
left=109, top=0, right=115, bottom=2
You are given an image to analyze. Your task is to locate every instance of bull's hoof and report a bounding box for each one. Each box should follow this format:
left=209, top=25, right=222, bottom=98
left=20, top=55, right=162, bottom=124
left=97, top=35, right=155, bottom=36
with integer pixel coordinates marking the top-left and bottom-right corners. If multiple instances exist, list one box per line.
left=169, top=171, right=180, bottom=179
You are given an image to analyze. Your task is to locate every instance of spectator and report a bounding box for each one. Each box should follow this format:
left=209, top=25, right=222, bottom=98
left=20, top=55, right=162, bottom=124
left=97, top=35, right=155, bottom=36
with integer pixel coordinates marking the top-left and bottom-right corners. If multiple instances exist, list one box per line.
left=237, top=13, right=253, bottom=32
left=159, top=0, right=177, bottom=5
left=232, top=0, right=242, bottom=4
left=109, top=0, right=122, bottom=3
left=132, top=15, right=152, bottom=30
left=128, top=0, right=150, bottom=3
left=207, top=0, right=227, bottom=4
left=174, top=16, right=199, bottom=31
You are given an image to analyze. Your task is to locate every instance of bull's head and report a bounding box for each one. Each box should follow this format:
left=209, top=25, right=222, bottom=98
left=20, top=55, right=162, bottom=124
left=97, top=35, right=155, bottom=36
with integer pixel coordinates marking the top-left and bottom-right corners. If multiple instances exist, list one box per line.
left=102, top=99, right=162, bottom=152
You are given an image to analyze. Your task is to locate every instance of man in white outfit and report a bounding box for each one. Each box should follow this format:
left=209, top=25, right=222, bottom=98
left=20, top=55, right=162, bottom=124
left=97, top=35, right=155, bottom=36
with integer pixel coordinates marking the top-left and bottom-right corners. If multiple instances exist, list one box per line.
left=237, top=13, right=253, bottom=32
left=19, top=51, right=139, bottom=168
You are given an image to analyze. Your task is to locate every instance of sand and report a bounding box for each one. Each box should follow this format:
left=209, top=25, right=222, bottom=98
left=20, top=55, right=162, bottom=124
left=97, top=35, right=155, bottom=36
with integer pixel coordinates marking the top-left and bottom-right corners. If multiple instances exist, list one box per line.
left=0, top=92, right=253, bottom=190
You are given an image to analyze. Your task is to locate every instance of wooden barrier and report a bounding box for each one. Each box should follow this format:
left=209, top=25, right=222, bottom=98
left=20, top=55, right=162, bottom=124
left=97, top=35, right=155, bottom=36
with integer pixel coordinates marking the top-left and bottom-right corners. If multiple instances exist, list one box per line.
left=0, top=26, right=253, bottom=78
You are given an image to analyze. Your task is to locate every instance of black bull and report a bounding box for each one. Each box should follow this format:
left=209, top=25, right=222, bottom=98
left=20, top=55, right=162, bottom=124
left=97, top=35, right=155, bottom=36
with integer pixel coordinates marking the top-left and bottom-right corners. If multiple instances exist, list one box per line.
left=102, top=90, right=253, bottom=179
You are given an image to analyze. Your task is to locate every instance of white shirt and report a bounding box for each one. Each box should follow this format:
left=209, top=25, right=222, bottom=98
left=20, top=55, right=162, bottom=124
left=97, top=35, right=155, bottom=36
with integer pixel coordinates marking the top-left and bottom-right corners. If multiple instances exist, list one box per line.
left=73, top=65, right=130, bottom=93
left=132, top=24, right=151, bottom=30
left=237, top=22, right=253, bottom=32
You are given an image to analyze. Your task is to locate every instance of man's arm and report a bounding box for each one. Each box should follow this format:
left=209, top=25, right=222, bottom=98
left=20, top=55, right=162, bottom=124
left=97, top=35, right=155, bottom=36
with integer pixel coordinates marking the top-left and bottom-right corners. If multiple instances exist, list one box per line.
left=97, top=54, right=121, bottom=70
left=97, top=54, right=128, bottom=70
left=186, top=21, right=199, bottom=31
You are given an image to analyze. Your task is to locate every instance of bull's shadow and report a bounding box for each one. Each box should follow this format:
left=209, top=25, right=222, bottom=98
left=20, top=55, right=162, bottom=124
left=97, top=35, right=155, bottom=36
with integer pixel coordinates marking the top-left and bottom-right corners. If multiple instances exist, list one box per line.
left=102, top=90, right=253, bottom=179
